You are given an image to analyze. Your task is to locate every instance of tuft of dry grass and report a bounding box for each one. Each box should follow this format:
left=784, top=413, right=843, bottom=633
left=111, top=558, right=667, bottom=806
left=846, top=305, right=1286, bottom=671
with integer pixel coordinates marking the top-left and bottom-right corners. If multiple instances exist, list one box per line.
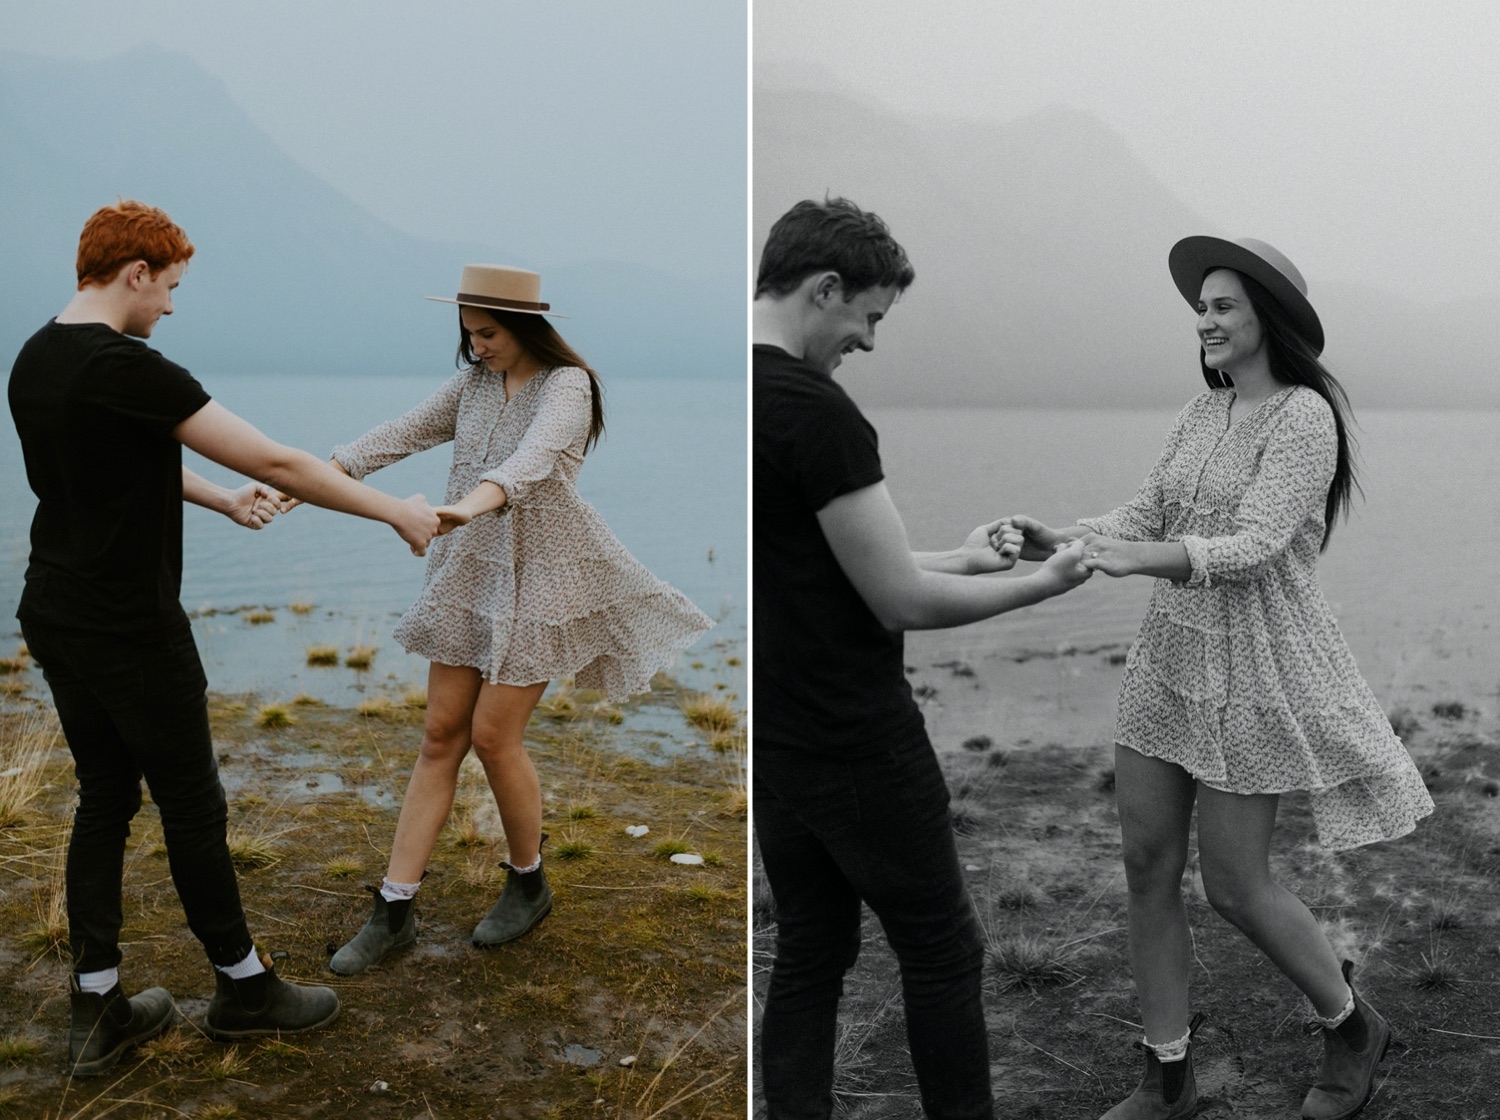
left=984, top=930, right=1083, bottom=993
left=245, top=611, right=276, bottom=625
left=305, top=645, right=339, bottom=667
left=403, top=688, right=428, bottom=709
left=536, top=688, right=578, bottom=720
left=653, top=838, right=692, bottom=861
left=681, top=693, right=739, bottom=734
left=288, top=601, right=315, bottom=615
left=0, top=1036, right=39, bottom=1063
left=0, top=707, right=60, bottom=826
left=257, top=705, right=295, bottom=729
left=344, top=645, right=378, bottom=670
left=566, top=803, right=598, bottom=821
left=324, top=858, right=362, bottom=879
left=356, top=696, right=396, bottom=720
left=206, top=1044, right=250, bottom=1081
left=21, top=839, right=69, bottom=963
left=554, top=834, right=595, bottom=861
left=139, top=1026, right=198, bottom=1067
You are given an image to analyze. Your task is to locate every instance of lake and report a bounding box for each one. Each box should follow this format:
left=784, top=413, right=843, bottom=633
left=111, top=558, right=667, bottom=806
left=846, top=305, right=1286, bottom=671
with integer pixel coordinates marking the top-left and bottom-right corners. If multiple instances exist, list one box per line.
left=2, top=372, right=745, bottom=706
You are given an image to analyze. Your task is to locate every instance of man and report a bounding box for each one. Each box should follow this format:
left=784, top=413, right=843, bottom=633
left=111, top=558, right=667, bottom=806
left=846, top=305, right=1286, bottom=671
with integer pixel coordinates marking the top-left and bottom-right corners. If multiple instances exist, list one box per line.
left=7, top=200, right=441, bottom=1076
left=753, top=197, right=1093, bottom=1119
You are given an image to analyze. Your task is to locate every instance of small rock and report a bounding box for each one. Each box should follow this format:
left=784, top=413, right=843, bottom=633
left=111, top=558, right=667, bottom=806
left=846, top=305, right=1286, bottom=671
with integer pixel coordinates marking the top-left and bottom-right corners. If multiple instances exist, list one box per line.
left=619, top=1055, right=638, bottom=1067
left=625, top=824, right=650, bottom=838
left=964, top=864, right=981, bottom=872
left=370, top=1081, right=390, bottom=1093
left=669, top=853, right=704, bottom=865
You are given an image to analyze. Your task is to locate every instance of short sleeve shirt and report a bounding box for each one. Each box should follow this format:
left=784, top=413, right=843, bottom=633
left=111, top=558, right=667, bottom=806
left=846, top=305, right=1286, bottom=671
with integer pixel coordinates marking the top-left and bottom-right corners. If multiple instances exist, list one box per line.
left=9, top=320, right=211, bottom=635
left=753, top=344, right=924, bottom=756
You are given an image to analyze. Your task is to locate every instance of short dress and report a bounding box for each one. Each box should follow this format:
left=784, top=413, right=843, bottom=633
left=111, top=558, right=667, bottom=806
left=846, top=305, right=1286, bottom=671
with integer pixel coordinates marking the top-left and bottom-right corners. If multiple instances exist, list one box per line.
left=1079, top=385, right=1433, bottom=850
left=332, top=365, right=714, bottom=701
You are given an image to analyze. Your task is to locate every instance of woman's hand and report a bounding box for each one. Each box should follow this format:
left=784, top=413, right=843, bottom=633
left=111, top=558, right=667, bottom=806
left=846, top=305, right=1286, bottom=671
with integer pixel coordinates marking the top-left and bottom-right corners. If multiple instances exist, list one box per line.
left=1077, top=532, right=1138, bottom=578
left=225, top=482, right=280, bottom=530
left=434, top=503, right=474, bottom=535
left=1004, top=514, right=1070, bottom=561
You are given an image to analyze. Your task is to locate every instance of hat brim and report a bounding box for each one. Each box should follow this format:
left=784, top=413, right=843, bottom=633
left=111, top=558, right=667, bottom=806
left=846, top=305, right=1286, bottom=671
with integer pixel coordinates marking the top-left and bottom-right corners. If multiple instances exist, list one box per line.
left=424, top=295, right=569, bottom=319
left=1168, top=236, right=1322, bottom=356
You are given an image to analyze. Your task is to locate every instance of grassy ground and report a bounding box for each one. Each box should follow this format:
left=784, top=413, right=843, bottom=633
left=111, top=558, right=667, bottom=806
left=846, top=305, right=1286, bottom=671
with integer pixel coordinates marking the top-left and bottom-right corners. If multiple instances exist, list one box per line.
left=752, top=675, right=1500, bottom=1119
left=0, top=669, right=746, bottom=1120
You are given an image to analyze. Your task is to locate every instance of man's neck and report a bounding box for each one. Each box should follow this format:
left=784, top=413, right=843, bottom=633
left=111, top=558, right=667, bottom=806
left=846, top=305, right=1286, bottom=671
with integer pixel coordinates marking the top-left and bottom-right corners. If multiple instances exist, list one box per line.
left=751, top=297, right=808, bottom=360
left=54, top=289, right=126, bottom=333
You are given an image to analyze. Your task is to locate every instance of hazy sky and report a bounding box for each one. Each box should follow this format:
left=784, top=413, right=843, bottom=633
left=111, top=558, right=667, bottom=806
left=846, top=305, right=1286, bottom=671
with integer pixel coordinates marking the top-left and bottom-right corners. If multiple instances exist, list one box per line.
left=2, top=0, right=746, bottom=281
left=757, top=0, right=1499, bottom=306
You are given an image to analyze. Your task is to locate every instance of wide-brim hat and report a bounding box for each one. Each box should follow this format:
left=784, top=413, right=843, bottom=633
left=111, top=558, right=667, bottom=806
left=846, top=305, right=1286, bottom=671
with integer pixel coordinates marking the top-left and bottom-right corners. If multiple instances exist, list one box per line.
left=426, top=263, right=568, bottom=318
left=1168, top=236, right=1322, bottom=356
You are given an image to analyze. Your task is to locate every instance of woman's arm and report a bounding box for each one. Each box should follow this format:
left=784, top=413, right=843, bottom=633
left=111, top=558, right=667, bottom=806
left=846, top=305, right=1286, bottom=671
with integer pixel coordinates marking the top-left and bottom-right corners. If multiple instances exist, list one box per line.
left=473, top=368, right=591, bottom=508
left=331, top=372, right=466, bottom=480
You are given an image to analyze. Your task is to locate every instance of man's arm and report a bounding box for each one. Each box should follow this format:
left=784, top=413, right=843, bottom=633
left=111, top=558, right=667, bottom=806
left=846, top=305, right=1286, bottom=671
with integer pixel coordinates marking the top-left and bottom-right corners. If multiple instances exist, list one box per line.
left=174, top=402, right=439, bottom=554
left=182, top=467, right=280, bottom=530
left=816, top=482, right=1090, bottom=632
left=913, top=518, right=1021, bottom=574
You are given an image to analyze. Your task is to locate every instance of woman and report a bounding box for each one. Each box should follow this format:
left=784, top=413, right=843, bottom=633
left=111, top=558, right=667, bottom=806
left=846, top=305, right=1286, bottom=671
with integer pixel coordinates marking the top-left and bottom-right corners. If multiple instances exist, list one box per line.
left=324, top=264, right=713, bottom=973
left=1010, top=238, right=1431, bottom=1120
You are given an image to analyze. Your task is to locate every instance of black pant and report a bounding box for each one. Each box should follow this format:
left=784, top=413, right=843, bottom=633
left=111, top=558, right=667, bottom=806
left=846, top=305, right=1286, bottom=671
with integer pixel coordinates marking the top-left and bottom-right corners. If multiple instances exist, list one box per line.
left=22, top=617, right=254, bottom=972
left=755, top=732, right=993, bottom=1120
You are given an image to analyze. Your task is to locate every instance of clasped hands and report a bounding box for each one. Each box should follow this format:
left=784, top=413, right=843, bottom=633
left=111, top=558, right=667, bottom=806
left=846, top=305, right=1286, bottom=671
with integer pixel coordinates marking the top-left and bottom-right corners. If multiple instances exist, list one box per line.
left=992, top=515, right=1134, bottom=577
left=233, top=483, right=475, bottom=558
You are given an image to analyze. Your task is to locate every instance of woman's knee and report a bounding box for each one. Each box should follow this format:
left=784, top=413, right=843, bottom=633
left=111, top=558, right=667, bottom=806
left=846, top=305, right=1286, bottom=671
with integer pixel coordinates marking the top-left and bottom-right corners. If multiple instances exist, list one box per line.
left=1200, top=865, right=1272, bottom=929
left=470, top=729, right=525, bottom=769
left=1121, top=841, right=1187, bottom=899
left=418, top=715, right=472, bottom=764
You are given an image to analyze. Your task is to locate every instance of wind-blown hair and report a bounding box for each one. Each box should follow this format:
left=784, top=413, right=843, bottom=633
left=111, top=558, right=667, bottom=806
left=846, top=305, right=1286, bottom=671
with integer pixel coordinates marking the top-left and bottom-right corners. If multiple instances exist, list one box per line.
left=755, top=196, right=915, bottom=299
left=1200, top=270, right=1361, bottom=549
left=76, top=200, right=195, bottom=289
left=455, top=307, right=605, bottom=452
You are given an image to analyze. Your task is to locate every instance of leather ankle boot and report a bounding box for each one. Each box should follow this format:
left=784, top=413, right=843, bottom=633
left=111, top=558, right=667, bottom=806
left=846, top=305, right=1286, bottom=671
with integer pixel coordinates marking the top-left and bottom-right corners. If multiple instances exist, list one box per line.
left=1100, top=1012, right=1204, bottom=1120
left=204, top=952, right=340, bottom=1039
left=68, top=978, right=176, bottom=1077
left=472, top=861, right=552, bottom=947
left=329, top=886, right=416, bottom=975
left=1301, top=960, right=1394, bottom=1120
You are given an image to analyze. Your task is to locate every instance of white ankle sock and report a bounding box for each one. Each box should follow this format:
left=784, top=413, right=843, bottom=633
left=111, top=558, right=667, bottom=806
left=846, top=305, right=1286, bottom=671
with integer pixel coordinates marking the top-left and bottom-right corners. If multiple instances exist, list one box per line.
left=77, top=968, right=118, bottom=995
left=1312, top=986, right=1355, bottom=1029
left=380, top=878, right=422, bottom=902
left=509, top=855, right=541, bottom=874
left=216, top=946, right=266, bottom=979
left=1145, top=1027, right=1191, bottom=1063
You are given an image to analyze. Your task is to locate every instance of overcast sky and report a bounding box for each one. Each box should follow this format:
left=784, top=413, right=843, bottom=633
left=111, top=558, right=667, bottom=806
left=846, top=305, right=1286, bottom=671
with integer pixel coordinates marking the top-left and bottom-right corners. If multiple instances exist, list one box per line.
left=2, top=0, right=746, bottom=282
left=756, top=0, right=1498, bottom=307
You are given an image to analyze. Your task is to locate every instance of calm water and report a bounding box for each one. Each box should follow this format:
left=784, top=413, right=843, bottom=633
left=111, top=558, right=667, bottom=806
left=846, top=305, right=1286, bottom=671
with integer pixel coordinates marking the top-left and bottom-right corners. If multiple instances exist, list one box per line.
left=2, top=373, right=745, bottom=704
left=869, top=405, right=1500, bottom=704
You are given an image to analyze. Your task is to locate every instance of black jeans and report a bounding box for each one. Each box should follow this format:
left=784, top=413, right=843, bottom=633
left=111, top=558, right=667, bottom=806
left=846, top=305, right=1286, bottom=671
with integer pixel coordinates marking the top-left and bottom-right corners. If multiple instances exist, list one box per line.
left=755, top=732, right=992, bottom=1120
left=22, top=617, right=254, bottom=973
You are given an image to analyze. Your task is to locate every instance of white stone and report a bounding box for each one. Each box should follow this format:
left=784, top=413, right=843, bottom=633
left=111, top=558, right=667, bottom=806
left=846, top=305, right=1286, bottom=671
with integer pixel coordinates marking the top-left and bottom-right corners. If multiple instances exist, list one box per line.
left=669, top=853, right=704, bottom=866
left=619, top=1055, right=638, bottom=1067
left=625, top=825, right=650, bottom=838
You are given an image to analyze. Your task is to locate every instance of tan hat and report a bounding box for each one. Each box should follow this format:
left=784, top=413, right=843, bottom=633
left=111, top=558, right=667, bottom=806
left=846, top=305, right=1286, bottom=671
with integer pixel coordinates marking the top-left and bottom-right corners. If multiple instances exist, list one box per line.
left=426, top=263, right=568, bottom=318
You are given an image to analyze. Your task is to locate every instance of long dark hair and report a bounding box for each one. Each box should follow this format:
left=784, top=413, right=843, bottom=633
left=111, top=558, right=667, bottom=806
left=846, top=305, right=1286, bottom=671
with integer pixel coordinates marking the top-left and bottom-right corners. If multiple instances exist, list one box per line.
left=456, top=307, right=605, bottom=451
left=1199, top=271, right=1360, bottom=549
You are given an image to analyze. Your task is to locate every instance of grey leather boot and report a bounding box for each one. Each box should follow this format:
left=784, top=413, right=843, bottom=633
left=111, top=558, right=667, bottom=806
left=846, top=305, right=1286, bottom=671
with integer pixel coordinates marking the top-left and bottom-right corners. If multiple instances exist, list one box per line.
left=204, top=953, right=340, bottom=1039
left=1100, top=1012, right=1205, bottom=1120
left=329, top=886, right=416, bottom=975
left=1301, top=960, right=1395, bottom=1120
left=68, top=978, right=176, bottom=1077
left=471, top=860, right=552, bottom=947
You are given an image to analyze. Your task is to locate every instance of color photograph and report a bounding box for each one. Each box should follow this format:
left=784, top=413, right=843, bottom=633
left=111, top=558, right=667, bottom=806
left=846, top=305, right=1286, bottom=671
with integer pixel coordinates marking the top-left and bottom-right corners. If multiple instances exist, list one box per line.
left=0, top=3, right=747, bottom=1116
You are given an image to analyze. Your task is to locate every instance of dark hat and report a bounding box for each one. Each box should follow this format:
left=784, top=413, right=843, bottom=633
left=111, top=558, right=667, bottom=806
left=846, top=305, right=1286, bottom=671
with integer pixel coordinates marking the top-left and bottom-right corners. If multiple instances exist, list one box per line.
left=1168, top=236, right=1323, bottom=356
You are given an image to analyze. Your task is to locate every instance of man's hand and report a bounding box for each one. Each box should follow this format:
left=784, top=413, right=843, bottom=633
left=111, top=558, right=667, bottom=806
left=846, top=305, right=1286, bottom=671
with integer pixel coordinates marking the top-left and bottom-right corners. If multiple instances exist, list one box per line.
left=393, top=494, right=441, bottom=556
left=225, top=482, right=281, bottom=530
left=959, top=517, right=1021, bottom=573
left=1036, top=539, right=1094, bottom=595
left=1005, top=514, right=1071, bottom=561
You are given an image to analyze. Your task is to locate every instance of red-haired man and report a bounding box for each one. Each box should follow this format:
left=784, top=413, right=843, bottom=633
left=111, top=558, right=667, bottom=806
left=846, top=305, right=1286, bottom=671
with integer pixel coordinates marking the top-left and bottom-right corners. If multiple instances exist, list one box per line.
left=7, top=201, right=440, bottom=1076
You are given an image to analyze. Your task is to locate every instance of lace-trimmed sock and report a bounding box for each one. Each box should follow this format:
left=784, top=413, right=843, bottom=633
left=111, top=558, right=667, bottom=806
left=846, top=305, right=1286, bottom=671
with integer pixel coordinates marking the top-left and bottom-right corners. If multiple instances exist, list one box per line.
left=379, top=878, right=422, bottom=903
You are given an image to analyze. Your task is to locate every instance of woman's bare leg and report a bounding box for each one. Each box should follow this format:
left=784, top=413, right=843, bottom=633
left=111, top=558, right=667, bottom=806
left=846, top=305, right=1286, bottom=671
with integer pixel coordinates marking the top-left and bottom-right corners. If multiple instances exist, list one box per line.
left=469, top=680, right=549, bottom=867
left=1115, top=744, right=1198, bottom=1043
left=1195, top=785, right=1350, bottom=1017
left=384, top=662, right=484, bottom=884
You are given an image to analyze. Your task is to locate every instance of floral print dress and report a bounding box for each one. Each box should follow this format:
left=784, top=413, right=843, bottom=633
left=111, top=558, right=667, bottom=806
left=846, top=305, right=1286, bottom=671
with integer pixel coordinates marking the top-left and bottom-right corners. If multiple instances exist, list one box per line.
left=1079, top=385, right=1433, bottom=850
left=333, top=365, right=713, bottom=700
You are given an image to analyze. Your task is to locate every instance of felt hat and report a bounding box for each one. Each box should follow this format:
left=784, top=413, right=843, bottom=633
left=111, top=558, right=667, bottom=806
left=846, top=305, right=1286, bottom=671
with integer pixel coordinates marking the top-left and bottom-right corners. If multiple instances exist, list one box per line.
left=426, top=264, right=567, bottom=318
left=1168, top=236, right=1322, bottom=356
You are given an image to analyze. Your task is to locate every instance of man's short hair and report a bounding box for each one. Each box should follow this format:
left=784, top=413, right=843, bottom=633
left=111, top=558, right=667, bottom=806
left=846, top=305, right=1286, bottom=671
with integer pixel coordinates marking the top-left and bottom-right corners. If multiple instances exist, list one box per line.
left=755, top=197, right=914, bottom=300
left=76, top=200, right=195, bottom=289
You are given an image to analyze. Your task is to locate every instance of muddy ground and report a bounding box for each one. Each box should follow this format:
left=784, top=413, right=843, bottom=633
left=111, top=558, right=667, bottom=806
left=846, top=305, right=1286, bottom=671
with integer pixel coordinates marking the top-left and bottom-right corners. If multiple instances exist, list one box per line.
left=752, top=650, right=1500, bottom=1119
left=0, top=666, right=746, bottom=1120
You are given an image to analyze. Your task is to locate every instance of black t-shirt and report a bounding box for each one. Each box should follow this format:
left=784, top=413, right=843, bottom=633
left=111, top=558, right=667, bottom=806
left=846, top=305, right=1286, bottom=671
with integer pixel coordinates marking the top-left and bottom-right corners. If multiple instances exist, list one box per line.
left=753, top=344, right=924, bottom=756
left=9, top=320, right=211, bottom=636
